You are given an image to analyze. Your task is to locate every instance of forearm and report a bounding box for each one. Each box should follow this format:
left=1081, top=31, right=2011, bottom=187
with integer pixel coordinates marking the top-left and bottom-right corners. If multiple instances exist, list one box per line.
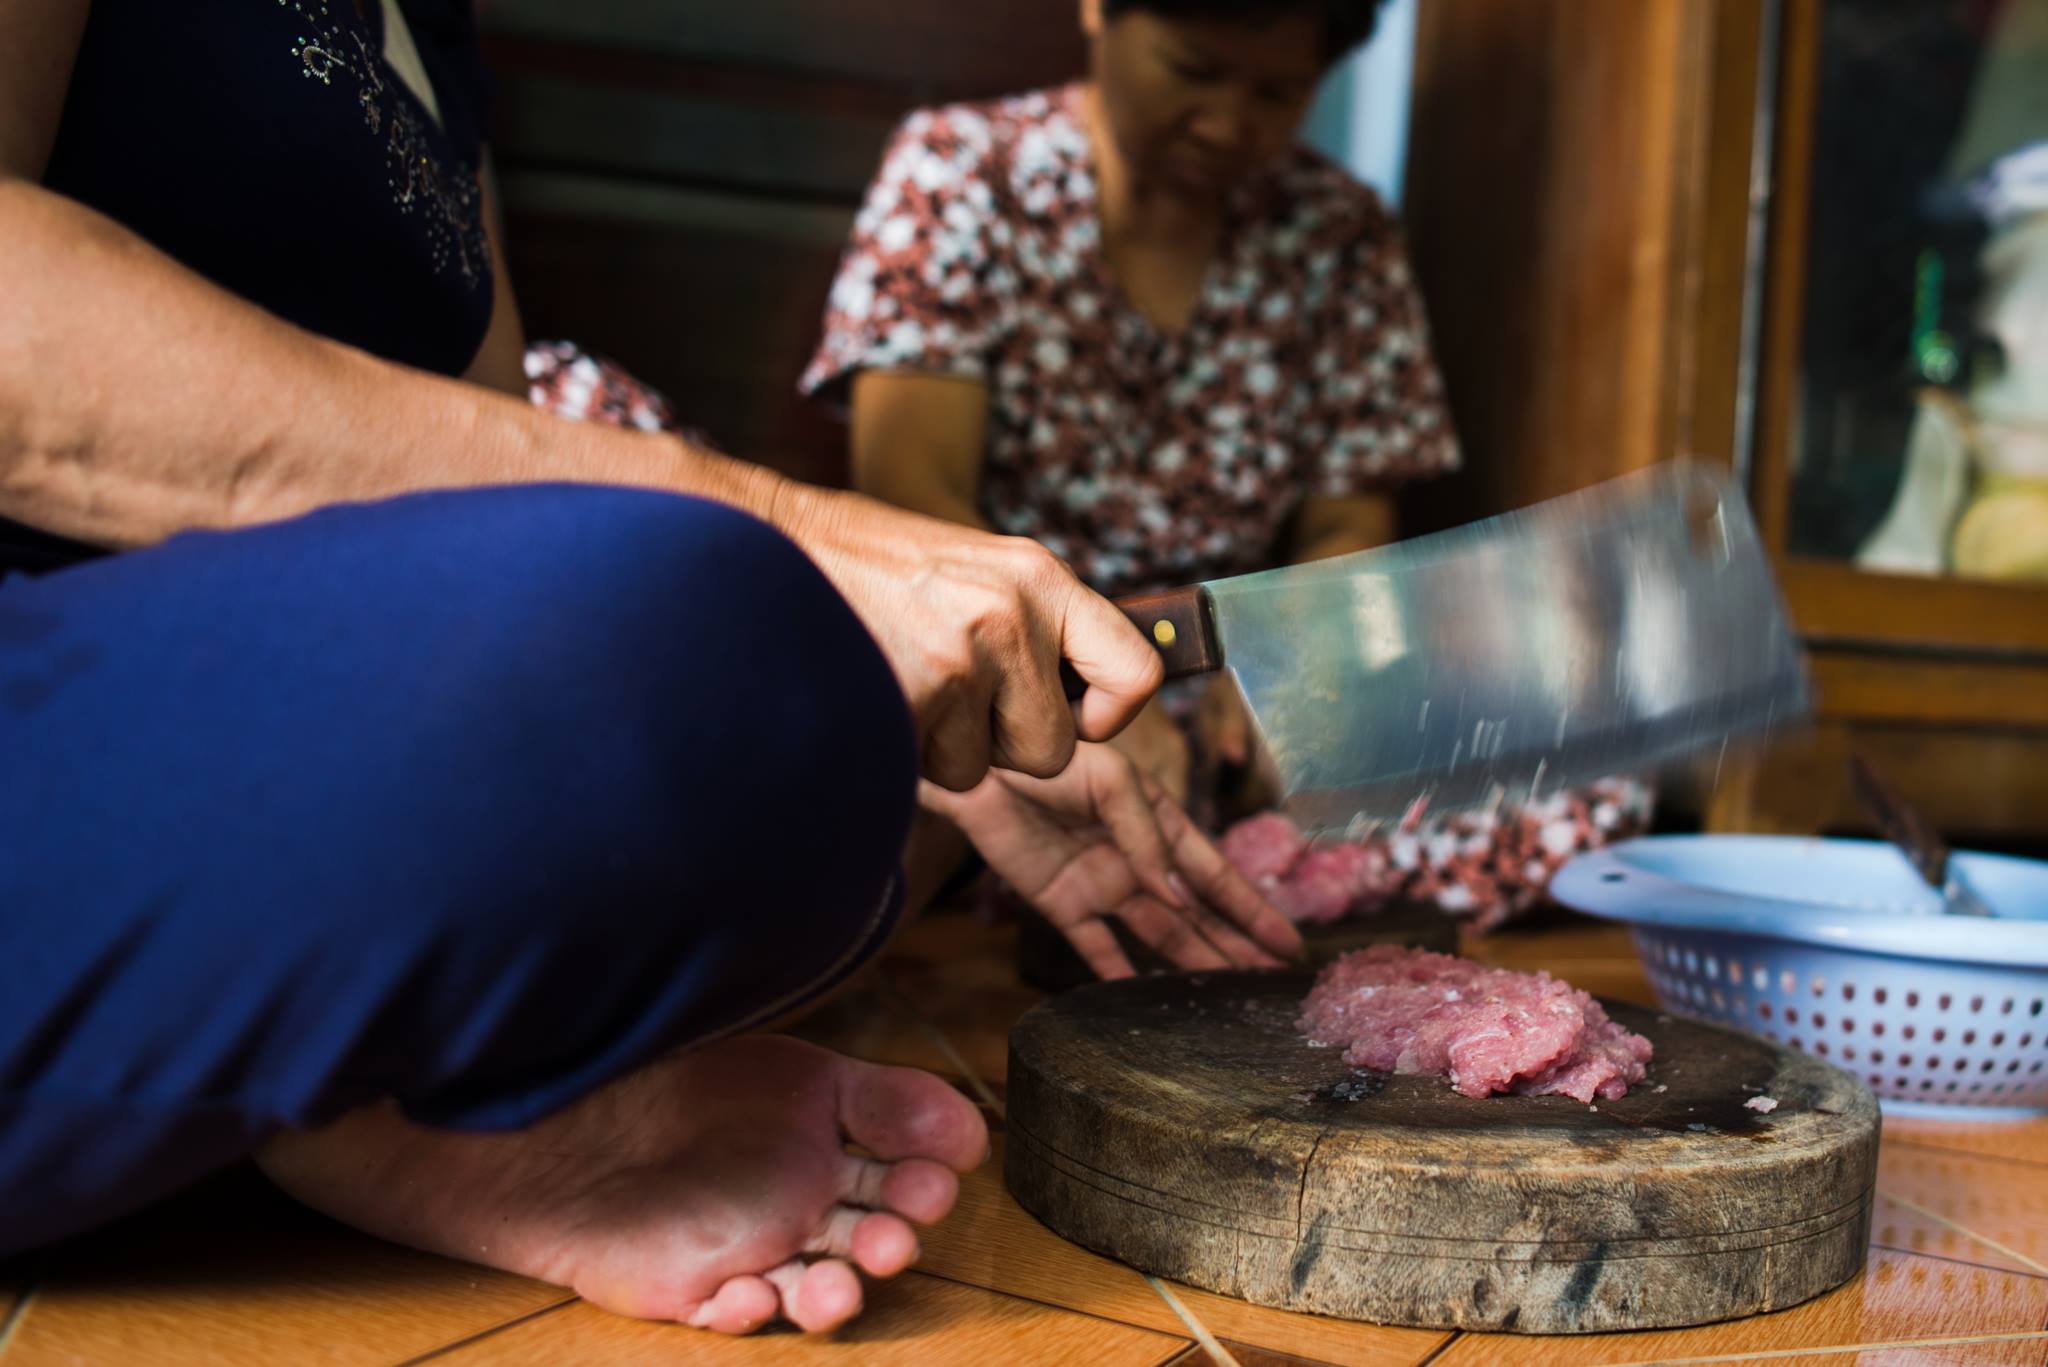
left=0, top=181, right=780, bottom=547
left=858, top=474, right=991, bottom=532
left=1288, top=493, right=1398, bottom=565
left=845, top=369, right=991, bottom=532
left=1291, top=526, right=1382, bottom=564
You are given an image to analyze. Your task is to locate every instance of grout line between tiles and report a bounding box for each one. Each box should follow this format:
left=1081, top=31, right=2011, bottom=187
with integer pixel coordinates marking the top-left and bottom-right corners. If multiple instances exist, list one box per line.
left=1413, top=1329, right=1460, bottom=1365
left=880, top=980, right=1005, bottom=1116
left=0, top=1286, right=34, bottom=1359
left=1592, top=1328, right=2048, bottom=1367
left=1880, top=1191, right=2048, bottom=1278
left=1873, top=1242, right=2048, bottom=1283
left=1144, top=1277, right=1241, bottom=1367
left=389, top=1296, right=581, bottom=1366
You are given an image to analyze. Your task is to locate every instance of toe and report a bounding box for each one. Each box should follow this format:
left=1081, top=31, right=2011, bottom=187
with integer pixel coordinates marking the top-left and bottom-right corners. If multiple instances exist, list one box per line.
left=880, top=1158, right=960, bottom=1224
left=840, top=1154, right=959, bottom=1224
left=837, top=1059, right=990, bottom=1172
left=685, top=1275, right=779, bottom=1335
left=849, top=1211, right=920, bottom=1278
left=804, top=1205, right=921, bottom=1278
left=766, top=1257, right=865, bottom=1333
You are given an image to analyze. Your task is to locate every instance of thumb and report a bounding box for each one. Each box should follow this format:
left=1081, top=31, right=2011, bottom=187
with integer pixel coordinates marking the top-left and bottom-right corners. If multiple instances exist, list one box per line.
left=1062, top=585, right=1164, bottom=742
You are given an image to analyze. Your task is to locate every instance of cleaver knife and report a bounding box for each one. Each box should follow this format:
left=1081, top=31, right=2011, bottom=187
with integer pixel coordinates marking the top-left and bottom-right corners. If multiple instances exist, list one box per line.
left=1095, top=459, right=1810, bottom=837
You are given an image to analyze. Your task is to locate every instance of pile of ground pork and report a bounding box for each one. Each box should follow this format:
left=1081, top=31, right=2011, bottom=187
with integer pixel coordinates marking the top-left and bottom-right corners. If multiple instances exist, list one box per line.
left=1297, top=945, right=1654, bottom=1103
left=1220, top=812, right=1398, bottom=924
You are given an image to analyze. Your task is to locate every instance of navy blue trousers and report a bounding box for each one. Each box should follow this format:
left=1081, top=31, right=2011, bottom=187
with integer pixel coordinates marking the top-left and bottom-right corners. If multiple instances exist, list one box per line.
left=0, top=485, right=916, bottom=1254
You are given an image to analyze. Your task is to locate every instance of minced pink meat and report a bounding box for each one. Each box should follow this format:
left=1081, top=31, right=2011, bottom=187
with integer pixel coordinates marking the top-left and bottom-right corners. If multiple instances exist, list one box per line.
left=1219, top=812, right=1392, bottom=925
left=1218, top=812, right=1307, bottom=885
left=1270, top=843, right=1389, bottom=924
left=1297, top=945, right=1653, bottom=1103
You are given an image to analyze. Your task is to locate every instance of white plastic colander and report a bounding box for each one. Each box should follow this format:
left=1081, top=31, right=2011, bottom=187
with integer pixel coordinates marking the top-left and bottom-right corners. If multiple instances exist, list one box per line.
left=1551, top=836, right=2048, bottom=1119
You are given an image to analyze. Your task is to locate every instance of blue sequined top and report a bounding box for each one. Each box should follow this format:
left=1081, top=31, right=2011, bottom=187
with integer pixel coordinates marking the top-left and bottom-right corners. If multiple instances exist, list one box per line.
left=5, top=0, right=496, bottom=572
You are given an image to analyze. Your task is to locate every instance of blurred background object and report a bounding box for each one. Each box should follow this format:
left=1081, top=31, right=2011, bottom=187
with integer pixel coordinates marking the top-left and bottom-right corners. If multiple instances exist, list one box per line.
left=1402, top=0, right=2048, bottom=854
left=478, top=0, right=2048, bottom=854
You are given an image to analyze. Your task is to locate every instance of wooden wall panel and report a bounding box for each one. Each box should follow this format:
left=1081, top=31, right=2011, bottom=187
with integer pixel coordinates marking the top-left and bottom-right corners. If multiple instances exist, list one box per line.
left=480, top=1, right=1087, bottom=486
left=484, top=0, right=1085, bottom=98
left=1401, top=0, right=1730, bottom=529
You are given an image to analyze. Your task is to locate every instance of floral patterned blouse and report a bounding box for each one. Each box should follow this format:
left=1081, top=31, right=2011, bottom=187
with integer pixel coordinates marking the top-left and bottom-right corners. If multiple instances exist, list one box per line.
left=802, top=84, right=1460, bottom=598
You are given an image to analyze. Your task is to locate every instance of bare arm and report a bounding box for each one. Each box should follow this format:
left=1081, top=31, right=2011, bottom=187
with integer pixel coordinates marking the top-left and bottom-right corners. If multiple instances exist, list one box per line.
left=0, top=6, right=1164, bottom=784
left=0, top=5, right=759, bottom=544
left=1290, top=491, right=1398, bottom=563
left=848, top=370, right=992, bottom=531
left=0, top=177, right=778, bottom=546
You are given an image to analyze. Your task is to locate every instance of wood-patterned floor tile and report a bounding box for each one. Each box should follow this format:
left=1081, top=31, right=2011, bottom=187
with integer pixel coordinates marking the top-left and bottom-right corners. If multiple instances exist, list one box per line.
left=782, top=977, right=962, bottom=1077
left=432, top=1270, right=1188, bottom=1366
left=1715, top=1338, right=2048, bottom=1367
left=1163, top=1338, right=1364, bottom=1367
left=917, top=1136, right=1450, bottom=1367
left=1874, top=1145, right=2048, bottom=1278
left=916, top=1137, right=1178, bottom=1325
left=2, top=1169, right=566, bottom=1367
left=1429, top=1251, right=2048, bottom=1366
left=1882, top=1118, right=2048, bottom=1171
left=1158, top=1283, right=1452, bottom=1367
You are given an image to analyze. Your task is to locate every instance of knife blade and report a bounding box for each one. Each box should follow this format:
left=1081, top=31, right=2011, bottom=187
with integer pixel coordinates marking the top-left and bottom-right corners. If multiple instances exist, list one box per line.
left=1102, top=459, right=1811, bottom=836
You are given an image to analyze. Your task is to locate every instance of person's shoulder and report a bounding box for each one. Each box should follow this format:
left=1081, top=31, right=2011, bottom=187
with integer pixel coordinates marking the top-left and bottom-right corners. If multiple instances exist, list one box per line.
left=1265, top=142, right=1406, bottom=254
left=886, top=86, right=1082, bottom=181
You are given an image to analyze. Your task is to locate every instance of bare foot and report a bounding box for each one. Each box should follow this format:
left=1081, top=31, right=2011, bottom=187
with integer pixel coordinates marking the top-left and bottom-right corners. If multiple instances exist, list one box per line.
left=257, top=1035, right=989, bottom=1333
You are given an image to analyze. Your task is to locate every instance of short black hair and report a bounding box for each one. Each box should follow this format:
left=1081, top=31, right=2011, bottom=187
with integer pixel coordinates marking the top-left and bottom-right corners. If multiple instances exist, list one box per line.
left=1101, top=0, right=1388, bottom=62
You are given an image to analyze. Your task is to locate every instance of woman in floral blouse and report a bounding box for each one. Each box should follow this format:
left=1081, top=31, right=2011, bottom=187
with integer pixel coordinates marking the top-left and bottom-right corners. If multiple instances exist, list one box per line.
left=806, top=0, right=1651, bottom=930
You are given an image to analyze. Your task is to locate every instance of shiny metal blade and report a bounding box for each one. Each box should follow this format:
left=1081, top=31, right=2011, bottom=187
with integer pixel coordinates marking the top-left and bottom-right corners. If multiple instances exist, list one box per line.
left=1209, top=460, right=1810, bottom=836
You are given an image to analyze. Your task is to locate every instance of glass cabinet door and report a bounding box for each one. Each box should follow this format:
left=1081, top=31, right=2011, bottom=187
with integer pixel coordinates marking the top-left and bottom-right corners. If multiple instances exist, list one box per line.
left=1786, top=0, right=2048, bottom=587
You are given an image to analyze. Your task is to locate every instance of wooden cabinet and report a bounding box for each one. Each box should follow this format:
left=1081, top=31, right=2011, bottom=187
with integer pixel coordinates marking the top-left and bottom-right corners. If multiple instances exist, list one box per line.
left=1403, top=0, right=2048, bottom=844
left=478, top=0, right=1084, bottom=489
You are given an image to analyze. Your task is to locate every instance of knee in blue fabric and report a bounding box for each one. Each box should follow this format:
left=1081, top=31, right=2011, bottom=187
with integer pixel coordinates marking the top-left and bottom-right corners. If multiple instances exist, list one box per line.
left=0, top=485, right=918, bottom=1249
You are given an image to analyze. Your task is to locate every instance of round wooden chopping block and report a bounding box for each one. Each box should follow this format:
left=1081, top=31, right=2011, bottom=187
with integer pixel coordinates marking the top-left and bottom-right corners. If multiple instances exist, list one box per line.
left=1005, top=970, right=1877, bottom=1333
left=1017, top=902, right=1460, bottom=994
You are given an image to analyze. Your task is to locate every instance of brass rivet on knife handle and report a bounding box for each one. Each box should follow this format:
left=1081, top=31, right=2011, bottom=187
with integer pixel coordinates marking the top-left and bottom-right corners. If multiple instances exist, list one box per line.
left=1114, top=585, right=1219, bottom=681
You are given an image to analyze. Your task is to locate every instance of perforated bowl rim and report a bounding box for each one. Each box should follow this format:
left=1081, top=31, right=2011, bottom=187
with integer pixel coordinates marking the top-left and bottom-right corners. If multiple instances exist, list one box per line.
left=1551, top=836, right=2048, bottom=968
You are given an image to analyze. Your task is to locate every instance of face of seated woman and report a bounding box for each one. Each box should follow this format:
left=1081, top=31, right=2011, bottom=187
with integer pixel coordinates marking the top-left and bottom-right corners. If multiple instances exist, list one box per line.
left=1082, top=0, right=1364, bottom=201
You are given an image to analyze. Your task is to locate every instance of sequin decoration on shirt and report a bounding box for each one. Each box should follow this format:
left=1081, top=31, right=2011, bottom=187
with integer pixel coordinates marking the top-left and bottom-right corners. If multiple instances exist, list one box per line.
left=278, top=0, right=488, bottom=287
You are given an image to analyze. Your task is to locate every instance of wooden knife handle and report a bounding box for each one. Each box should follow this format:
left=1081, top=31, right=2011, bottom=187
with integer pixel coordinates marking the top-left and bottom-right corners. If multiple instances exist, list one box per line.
left=1847, top=755, right=1950, bottom=887
left=1061, top=585, right=1220, bottom=699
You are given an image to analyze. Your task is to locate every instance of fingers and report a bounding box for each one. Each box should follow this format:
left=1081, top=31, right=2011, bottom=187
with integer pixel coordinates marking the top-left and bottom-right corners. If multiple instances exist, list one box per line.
left=1104, top=699, right=1193, bottom=804
left=764, top=1257, right=864, bottom=1334
left=988, top=627, right=1077, bottom=780
left=1058, top=914, right=1138, bottom=979
left=1061, top=584, right=1165, bottom=743
left=1172, top=892, right=1288, bottom=969
left=685, top=1274, right=780, bottom=1334
left=1081, top=746, right=1186, bottom=911
left=919, top=676, right=996, bottom=792
left=1152, top=793, right=1305, bottom=961
left=1116, top=895, right=1233, bottom=971
left=804, top=1206, right=921, bottom=1278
